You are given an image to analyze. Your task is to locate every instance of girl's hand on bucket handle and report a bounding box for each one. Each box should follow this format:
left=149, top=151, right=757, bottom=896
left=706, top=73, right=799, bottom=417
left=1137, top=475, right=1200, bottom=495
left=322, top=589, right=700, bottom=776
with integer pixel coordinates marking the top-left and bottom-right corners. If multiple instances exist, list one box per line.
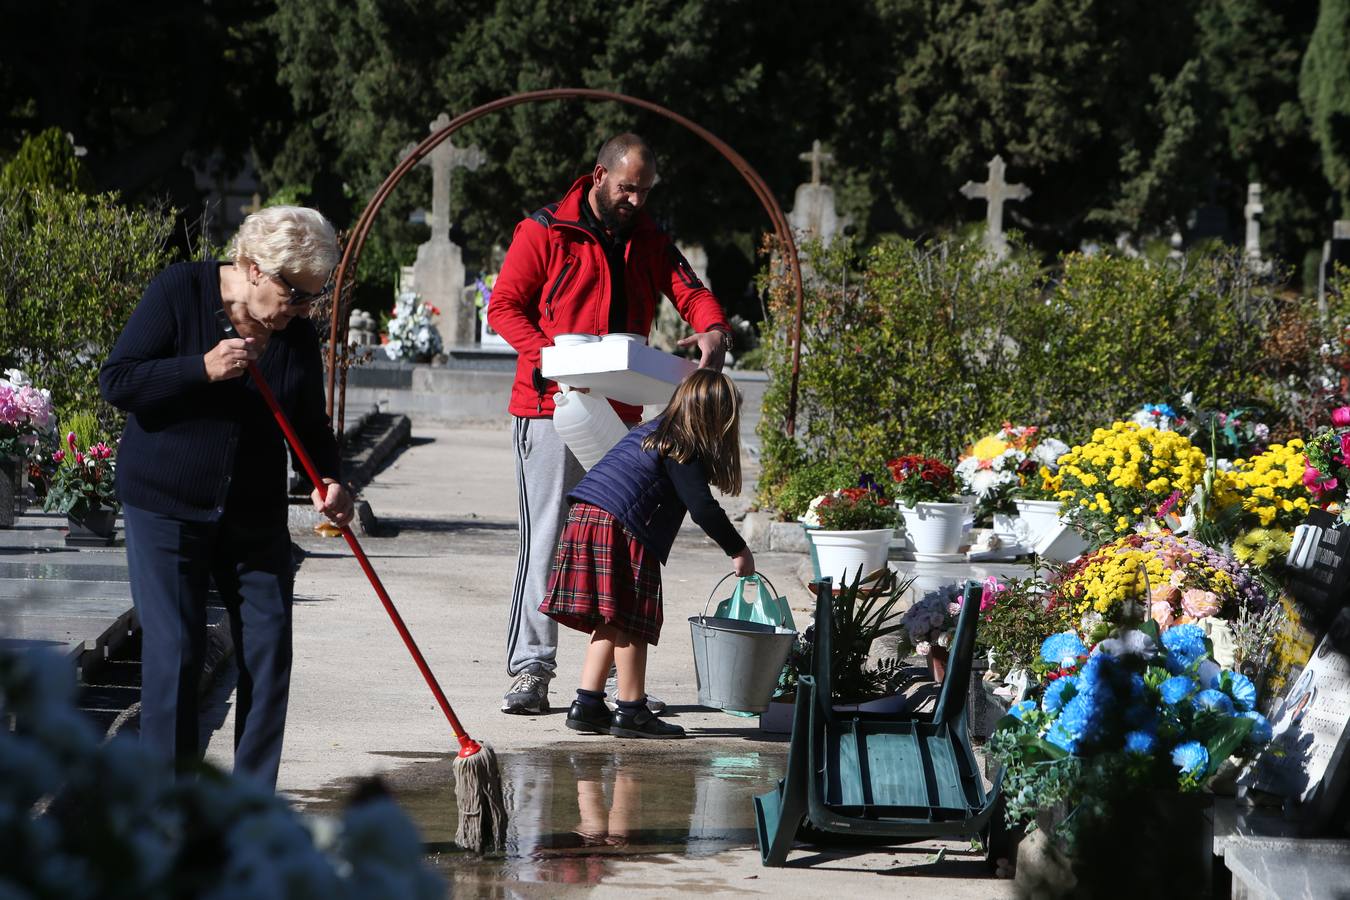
left=732, top=547, right=756, bottom=577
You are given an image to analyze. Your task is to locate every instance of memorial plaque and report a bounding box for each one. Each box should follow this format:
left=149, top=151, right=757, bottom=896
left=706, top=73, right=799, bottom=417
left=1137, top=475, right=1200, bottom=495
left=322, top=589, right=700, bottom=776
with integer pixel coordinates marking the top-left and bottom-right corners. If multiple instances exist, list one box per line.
left=1241, top=610, right=1350, bottom=830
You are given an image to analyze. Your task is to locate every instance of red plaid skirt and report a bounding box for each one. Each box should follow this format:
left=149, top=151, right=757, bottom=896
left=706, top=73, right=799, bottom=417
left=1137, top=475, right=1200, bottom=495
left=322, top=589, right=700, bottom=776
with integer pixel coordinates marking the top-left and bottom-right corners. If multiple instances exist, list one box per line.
left=540, top=502, right=664, bottom=645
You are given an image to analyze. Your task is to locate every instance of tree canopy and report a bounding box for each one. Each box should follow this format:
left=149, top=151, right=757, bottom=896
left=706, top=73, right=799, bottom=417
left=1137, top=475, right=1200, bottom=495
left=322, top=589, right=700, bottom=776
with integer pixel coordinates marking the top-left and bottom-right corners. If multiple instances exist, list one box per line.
left=2, top=0, right=1342, bottom=306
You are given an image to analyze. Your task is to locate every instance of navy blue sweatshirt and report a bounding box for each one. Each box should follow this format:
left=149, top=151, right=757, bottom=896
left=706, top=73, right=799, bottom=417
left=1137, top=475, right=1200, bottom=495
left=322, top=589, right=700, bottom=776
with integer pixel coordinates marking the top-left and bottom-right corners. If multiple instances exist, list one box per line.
left=99, top=261, right=340, bottom=524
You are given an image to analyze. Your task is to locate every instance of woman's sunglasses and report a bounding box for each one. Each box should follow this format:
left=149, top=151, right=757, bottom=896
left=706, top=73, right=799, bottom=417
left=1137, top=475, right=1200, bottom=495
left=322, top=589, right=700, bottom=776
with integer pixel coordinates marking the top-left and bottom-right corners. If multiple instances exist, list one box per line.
left=272, top=270, right=333, bottom=306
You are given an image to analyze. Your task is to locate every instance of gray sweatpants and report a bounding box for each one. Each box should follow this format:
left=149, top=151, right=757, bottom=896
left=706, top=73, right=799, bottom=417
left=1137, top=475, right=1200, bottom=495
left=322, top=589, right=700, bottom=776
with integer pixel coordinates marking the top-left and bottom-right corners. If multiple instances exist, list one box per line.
left=506, top=416, right=585, bottom=678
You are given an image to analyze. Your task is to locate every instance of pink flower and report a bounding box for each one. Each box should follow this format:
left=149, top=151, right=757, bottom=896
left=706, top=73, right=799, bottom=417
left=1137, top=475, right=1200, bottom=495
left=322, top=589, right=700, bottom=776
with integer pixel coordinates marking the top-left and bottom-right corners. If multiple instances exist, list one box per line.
left=1150, top=599, right=1176, bottom=630
left=73, top=451, right=84, bottom=465
left=980, top=576, right=1007, bottom=613
left=66, top=432, right=77, bottom=451
left=51, top=449, right=65, bottom=463
left=1332, top=406, right=1350, bottom=427
left=91, top=442, right=112, bottom=460
left=1181, top=588, right=1221, bottom=619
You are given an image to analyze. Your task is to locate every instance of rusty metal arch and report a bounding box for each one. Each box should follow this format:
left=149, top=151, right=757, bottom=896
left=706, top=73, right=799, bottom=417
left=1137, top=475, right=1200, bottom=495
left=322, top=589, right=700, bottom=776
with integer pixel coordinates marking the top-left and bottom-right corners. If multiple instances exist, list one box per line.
left=327, top=88, right=806, bottom=436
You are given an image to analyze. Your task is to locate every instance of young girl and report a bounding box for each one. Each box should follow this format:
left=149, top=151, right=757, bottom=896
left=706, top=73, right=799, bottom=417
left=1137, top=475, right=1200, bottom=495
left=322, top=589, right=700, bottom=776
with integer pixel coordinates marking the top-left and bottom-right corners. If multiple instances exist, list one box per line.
left=540, top=368, right=755, bottom=739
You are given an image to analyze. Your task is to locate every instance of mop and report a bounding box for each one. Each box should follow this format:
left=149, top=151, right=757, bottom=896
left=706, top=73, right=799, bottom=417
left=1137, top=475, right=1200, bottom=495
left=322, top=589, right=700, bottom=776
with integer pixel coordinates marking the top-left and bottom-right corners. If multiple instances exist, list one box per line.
left=219, top=313, right=506, bottom=853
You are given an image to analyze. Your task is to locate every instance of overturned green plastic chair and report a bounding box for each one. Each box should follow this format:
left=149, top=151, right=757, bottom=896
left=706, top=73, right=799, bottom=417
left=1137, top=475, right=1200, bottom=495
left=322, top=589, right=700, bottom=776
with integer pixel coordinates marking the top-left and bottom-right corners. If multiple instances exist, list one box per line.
left=754, top=576, right=1002, bottom=867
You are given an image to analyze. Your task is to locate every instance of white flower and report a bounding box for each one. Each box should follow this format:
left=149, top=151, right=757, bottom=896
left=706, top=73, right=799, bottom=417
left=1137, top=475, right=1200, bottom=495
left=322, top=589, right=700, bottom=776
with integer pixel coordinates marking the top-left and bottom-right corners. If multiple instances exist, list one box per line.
left=915, top=640, right=932, bottom=656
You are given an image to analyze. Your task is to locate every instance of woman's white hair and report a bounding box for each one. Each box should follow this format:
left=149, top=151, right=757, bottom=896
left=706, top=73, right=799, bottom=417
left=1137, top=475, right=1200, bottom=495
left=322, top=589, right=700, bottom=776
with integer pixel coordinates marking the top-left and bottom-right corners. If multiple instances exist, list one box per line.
left=230, top=206, right=339, bottom=281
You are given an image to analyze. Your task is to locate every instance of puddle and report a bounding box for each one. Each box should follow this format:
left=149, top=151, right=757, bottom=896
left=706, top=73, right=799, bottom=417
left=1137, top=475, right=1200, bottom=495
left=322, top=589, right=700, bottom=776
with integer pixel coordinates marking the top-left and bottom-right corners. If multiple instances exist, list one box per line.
left=290, top=746, right=786, bottom=895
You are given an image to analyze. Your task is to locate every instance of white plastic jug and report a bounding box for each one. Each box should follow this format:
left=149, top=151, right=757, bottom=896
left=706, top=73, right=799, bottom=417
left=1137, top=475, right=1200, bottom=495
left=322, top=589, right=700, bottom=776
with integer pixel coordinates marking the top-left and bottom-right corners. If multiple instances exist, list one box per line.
left=552, top=389, right=629, bottom=470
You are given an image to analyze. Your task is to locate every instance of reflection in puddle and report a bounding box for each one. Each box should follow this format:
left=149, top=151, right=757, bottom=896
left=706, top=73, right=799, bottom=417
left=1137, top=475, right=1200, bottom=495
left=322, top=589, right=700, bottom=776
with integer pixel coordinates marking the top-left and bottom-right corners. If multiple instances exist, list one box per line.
left=290, top=747, right=786, bottom=897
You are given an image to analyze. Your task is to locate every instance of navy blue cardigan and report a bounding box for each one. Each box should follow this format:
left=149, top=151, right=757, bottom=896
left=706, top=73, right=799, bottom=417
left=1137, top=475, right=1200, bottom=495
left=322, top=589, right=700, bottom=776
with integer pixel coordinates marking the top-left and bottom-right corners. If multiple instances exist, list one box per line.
left=570, top=419, right=744, bottom=563
left=99, top=261, right=340, bottom=523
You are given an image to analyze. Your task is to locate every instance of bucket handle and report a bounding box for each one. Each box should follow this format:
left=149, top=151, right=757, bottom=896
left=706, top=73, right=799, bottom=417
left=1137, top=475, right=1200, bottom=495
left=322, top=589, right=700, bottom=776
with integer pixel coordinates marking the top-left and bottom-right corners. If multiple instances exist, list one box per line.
left=700, top=572, right=786, bottom=626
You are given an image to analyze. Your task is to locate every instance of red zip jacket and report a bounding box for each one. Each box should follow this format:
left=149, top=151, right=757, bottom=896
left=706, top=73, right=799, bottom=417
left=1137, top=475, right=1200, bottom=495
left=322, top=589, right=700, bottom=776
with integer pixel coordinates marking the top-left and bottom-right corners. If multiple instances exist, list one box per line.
left=487, top=176, right=729, bottom=421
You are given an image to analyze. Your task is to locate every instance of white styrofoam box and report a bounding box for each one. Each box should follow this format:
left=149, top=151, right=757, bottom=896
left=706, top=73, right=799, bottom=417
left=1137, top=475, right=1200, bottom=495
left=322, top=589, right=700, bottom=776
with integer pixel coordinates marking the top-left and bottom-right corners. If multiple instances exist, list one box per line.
left=541, top=339, right=697, bottom=405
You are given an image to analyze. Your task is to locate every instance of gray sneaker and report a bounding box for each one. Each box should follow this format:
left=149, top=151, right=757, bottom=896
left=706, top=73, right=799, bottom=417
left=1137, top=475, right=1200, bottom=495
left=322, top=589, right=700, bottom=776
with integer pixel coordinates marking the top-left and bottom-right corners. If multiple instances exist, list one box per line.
left=604, top=672, right=666, bottom=714
left=501, top=669, right=551, bottom=714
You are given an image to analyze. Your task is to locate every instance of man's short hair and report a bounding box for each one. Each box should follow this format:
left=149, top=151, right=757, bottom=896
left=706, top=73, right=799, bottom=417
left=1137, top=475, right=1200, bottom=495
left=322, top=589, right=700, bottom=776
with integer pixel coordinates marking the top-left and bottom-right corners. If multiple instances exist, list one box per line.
left=597, top=133, right=656, bottom=172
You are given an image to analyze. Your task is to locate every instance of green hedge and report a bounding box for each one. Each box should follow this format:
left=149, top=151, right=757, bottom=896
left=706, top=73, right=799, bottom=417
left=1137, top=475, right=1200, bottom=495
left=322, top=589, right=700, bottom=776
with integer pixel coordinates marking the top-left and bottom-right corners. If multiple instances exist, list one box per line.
left=0, top=189, right=175, bottom=431
left=757, top=237, right=1345, bottom=518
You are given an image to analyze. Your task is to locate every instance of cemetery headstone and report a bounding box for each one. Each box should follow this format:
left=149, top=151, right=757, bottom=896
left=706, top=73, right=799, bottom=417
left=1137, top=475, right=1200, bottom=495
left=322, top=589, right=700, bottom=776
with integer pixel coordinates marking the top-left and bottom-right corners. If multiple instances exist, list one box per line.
left=1318, top=219, right=1350, bottom=324
left=788, top=140, right=848, bottom=248
left=1243, top=182, right=1270, bottom=273
left=400, top=113, right=485, bottom=348
left=959, top=155, right=1031, bottom=261
left=649, top=243, right=711, bottom=353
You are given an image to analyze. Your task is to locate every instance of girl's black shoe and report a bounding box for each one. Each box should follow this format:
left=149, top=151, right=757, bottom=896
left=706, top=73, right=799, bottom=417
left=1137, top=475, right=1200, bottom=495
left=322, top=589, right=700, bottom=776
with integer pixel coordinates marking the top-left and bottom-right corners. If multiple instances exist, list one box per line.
left=610, top=706, right=687, bottom=739
left=564, top=700, right=612, bottom=734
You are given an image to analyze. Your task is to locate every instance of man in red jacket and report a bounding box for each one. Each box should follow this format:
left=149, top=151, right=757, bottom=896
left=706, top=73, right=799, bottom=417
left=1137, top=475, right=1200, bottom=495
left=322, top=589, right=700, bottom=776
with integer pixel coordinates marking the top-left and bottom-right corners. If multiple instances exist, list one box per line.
left=488, top=133, right=732, bottom=715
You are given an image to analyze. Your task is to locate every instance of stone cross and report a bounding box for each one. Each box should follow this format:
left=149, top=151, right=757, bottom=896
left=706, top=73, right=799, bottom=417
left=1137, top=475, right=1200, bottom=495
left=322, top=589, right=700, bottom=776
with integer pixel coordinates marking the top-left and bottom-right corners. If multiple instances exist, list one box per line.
left=960, top=155, right=1031, bottom=260
left=397, top=114, right=487, bottom=348
left=1244, top=182, right=1266, bottom=269
left=402, top=113, right=486, bottom=242
left=798, top=140, right=834, bottom=187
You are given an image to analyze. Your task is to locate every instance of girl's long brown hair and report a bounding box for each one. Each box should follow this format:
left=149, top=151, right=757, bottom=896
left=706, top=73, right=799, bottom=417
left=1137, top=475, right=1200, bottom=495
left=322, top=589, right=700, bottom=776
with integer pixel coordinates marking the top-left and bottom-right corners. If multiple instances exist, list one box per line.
left=642, top=368, right=742, bottom=495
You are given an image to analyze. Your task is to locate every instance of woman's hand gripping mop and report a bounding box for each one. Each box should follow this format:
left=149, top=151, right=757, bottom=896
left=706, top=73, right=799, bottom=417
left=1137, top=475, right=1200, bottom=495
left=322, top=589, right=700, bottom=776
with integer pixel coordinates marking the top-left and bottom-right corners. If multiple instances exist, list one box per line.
left=218, top=312, right=506, bottom=853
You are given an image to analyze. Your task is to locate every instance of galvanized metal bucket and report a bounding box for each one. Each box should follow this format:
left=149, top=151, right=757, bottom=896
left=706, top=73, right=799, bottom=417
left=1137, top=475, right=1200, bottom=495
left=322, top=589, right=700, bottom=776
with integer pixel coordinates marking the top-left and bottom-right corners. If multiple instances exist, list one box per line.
left=689, top=573, right=798, bottom=713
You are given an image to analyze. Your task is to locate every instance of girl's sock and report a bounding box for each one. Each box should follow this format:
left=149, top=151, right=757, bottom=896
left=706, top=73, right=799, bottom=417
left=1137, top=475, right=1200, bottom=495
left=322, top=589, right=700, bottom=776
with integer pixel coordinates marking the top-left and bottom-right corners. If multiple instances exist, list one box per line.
left=615, top=698, right=646, bottom=715
left=575, top=688, right=607, bottom=709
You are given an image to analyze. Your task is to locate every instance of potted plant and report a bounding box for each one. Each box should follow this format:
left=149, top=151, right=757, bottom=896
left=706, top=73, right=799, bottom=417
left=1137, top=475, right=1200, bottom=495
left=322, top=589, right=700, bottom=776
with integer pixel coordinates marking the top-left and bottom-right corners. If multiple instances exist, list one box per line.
left=761, top=567, right=916, bottom=731
left=956, top=423, right=1069, bottom=542
left=990, top=622, right=1271, bottom=896
left=0, top=369, right=55, bottom=527
left=887, top=454, right=968, bottom=556
left=805, top=479, right=896, bottom=584
left=43, top=432, right=119, bottom=545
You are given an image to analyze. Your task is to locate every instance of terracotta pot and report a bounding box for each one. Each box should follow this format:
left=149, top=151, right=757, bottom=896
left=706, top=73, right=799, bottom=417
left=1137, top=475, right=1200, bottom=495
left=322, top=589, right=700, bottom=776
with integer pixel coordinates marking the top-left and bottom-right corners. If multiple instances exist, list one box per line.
left=928, top=645, right=949, bottom=681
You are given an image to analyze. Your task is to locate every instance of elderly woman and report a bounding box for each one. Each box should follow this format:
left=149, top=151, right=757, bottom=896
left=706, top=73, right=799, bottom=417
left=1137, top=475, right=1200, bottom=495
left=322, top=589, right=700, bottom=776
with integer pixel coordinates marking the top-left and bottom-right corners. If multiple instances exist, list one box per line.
left=100, top=206, right=353, bottom=788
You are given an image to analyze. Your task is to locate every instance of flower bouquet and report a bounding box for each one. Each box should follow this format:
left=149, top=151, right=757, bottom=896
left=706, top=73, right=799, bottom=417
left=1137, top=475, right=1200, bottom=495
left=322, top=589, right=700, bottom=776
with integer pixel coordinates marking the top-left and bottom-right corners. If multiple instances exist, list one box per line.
left=887, top=454, right=960, bottom=507
left=1049, top=530, right=1271, bottom=670
left=0, top=369, right=55, bottom=463
left=898, top=589, right=960, bottom=659
left=1054, top=422, right=1209, bottom=540
left=383, top=291, right=444, bottom=362
left=955, top=424, right=1069, bottom=519
left=803, top=474, right=894, bottom=531
left=990, top=623, right=1270, bottom=894
left=1301, top=414, right=1350, bottom=516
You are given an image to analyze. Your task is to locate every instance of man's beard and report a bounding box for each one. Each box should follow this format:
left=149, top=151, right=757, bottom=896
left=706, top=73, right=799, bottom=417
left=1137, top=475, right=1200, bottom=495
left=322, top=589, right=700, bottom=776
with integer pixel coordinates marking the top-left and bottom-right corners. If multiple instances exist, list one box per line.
left=594, top=190, right=637, bottom=237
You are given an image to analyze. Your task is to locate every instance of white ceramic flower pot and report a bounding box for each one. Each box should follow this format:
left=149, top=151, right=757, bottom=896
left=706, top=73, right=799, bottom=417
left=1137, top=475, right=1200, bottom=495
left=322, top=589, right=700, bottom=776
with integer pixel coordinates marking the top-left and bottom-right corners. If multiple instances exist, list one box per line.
left=807, top=528, right=893, bottom=583
left=1014, top=499, right=1062, bottom=546
left=898, top=502, right=970, bottom=556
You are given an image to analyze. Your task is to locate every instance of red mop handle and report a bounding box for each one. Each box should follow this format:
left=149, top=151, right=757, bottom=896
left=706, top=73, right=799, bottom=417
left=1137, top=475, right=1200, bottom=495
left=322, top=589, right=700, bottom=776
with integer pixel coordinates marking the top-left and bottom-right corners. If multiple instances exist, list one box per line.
left=248, top=362, right=483, bottom=758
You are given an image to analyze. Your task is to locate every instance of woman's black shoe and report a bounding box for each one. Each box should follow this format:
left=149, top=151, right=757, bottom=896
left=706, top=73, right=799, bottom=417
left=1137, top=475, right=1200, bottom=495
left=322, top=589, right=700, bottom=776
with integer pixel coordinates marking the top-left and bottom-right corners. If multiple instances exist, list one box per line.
left=610, top=706, right=687, bottom=739
left=564, top=700, right=612, bottom=734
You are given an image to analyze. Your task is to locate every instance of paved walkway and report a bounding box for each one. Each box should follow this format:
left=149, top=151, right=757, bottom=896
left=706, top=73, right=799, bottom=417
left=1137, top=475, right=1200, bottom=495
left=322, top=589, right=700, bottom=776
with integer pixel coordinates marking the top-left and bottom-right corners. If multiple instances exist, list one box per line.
left=1, top=424, right=1024, bottom=896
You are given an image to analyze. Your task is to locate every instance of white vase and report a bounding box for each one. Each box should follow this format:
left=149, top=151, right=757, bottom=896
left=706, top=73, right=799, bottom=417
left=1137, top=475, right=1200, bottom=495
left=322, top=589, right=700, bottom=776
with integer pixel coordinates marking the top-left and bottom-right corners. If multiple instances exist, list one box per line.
left=807, top=528, right=892, bottom=583
left=1014, top=499, right=1062, bottom=546
left=898, top=502, right=970, bottom=555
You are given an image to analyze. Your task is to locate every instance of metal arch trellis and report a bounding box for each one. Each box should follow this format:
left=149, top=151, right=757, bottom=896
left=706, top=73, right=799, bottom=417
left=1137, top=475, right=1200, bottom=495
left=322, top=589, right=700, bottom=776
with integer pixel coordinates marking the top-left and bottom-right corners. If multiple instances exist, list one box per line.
left=326, top=87, right=807, bottom=438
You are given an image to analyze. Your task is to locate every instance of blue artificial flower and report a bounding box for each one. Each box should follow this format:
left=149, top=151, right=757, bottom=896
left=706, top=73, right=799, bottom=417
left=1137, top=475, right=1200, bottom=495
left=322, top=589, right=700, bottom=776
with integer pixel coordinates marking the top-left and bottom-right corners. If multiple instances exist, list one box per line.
left=1125, top=730, right=1157, bottom=756
left=1056, top=692, right=1101, bottom=745
left=1009, top=700, right=1037, bottom=721
left=1209, top=670, right=1258, bottom=712
left=1171, top=740, right=1209, bottom=776
left=1041, top=632, right=1088, bottom=667
left=1046, top=720, right=1081, bottom=754
left=1161, top=624, right=1207, bottom=663
left=1193, top=689, right=1236, bottom=716
left=1242, top=711, right=1273, bottom=744
left=1159, top=675, right=1196, bottom=706
left=1124, top=675, right=1156, bottom=730
left=1042, top=677, right=1078, bottom=715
